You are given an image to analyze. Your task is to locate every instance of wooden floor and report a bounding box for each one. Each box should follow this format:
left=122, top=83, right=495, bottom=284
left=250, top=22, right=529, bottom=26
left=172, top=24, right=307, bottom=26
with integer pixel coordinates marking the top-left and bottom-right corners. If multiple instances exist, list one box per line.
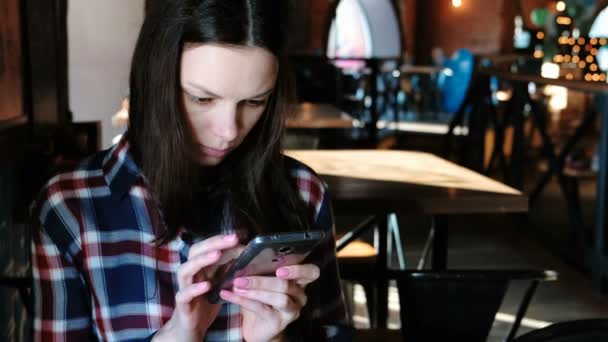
left=338, top=172, right=608, bottom=341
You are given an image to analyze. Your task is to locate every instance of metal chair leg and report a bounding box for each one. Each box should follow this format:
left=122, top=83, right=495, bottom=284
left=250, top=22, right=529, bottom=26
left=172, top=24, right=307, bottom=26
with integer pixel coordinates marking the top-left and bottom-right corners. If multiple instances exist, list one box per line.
left=417, top=218, right=436, bottom=270
left=506, top=280, right=540, bottom=341
left=389, top=213, right=406, bottom=270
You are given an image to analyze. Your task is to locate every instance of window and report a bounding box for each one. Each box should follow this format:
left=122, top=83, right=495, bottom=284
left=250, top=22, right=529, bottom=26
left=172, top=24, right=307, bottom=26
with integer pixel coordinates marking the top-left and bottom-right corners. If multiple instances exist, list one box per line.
left=327, top=0, right=402, bottom=66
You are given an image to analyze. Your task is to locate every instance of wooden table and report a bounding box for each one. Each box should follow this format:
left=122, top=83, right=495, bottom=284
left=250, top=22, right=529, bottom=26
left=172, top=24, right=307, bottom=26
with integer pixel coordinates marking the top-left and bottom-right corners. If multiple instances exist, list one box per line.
left=286, top=102, right=356, bottom=129
left=286, top=149, right=527, bottom=327
left=478, top=67, right=608, bottom=295
left=287, top=150, right=525, bottom=214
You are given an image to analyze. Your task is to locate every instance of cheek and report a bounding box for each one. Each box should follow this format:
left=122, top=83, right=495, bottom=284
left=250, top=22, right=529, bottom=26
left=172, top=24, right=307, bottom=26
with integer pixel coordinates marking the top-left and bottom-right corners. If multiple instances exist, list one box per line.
left=240, top=109, right=265, bottom=135
left=184, top=105, right=212, bottom=136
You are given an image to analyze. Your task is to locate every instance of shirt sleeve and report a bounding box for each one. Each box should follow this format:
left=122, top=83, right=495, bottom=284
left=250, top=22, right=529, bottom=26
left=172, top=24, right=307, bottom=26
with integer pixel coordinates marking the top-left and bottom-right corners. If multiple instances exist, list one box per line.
left=286, top=179, right=354, bottom=341
left=31, top=200, right=93, bottom=341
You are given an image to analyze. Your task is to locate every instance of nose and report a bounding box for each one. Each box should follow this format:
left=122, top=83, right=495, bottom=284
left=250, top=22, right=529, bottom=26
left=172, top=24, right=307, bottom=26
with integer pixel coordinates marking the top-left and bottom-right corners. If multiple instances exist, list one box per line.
left=212, top=104, right=239, bottom=142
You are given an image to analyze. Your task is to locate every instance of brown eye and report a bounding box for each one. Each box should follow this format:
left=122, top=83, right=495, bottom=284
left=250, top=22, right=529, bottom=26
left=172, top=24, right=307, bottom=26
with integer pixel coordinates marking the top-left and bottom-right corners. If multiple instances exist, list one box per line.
left=245, top=99, right=266, bottom=107
left=190, top=96, right=213, bottom=105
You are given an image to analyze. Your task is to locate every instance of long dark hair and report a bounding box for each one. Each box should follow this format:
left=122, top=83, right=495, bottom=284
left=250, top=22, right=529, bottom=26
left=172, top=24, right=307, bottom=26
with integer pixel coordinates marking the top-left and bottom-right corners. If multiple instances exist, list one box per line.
left=129, top=0, right=311, bottom=244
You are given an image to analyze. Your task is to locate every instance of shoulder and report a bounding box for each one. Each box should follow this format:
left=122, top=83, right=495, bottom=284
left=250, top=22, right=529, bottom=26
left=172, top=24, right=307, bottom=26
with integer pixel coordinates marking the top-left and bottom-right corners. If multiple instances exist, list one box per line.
left=34, top=149, right=111, bottom=249
left=284, top=155, right=328, bottom=222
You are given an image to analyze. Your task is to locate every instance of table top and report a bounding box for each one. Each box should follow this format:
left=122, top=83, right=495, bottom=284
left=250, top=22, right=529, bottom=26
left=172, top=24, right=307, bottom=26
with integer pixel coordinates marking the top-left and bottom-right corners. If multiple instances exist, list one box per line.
left=480, top=67, right=608, bottom=94
left=286, top=150, right=527, bottom=215
left=400, top=65, right=442, bottom=75
left=286, top=102, right=356, bottom=129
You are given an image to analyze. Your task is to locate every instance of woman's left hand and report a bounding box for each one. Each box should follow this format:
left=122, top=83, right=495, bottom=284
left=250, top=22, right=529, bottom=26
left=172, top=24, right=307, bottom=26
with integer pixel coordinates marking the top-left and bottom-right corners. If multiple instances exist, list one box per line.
left=219, top=264, right=321, bottom=342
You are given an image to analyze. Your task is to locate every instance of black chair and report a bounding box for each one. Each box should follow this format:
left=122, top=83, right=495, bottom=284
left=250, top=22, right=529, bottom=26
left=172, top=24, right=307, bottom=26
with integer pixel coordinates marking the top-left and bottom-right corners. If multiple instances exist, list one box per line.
left=388, top=269, right=558, bottom=342
left=0, top=276, right=32, bottom=315
left=513, top=319, right=608, bottom=342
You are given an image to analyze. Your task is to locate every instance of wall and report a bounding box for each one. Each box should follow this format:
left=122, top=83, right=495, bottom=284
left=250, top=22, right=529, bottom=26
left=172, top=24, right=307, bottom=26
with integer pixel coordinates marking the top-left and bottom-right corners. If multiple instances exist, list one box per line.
left=0, top=0, right=24, bottom=122
left=68, top=0, right=145, bottom=149
left=305, top=0, right=556, bottom=63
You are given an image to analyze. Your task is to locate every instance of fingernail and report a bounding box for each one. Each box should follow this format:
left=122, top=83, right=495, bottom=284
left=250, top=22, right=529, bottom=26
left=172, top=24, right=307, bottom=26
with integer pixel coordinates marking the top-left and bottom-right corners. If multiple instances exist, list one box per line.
left=233, top=277, right=250, bottom=288
left=277, top=268, right=290, bottom=277
left=223, top=234, right=237, bottom=241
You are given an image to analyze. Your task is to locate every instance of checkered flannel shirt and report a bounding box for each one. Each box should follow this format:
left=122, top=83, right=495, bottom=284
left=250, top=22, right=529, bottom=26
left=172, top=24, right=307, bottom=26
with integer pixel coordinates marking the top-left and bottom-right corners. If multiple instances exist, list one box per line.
left=31, top=135, right=350, bottom=341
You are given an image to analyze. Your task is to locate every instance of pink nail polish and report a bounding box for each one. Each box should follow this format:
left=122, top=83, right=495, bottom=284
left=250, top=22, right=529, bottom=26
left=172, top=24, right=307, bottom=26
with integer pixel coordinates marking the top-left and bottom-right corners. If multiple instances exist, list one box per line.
left=234, top=278, right=250, bottom=288
left=277, top=268, right=289, bottom=277
left=223, top=234, right=237, bottom=241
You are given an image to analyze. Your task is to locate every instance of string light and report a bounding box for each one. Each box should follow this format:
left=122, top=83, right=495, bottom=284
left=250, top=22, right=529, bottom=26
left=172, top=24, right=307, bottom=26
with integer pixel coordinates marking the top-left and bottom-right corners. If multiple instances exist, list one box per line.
left=573, top=45, right=580, bottom=53
left=452, top=0, right=462, bottom=8
left=578, top=37, right=586, bottom=45
left=590, top=64, right=598, bottom=71
left=586, top=55, right=594, bottom=63
left=534, top=50, right=544, bottom=59
left=591, top=48, right=598, bottom=55
left=585, top=73, right=592, bottom=81
left=600, top=74, right=607, bottom=82
left=568, top=37, right=576, bottom=45
left=554, top=54, right=564, bottom=63
left=537, top=32, right=545, bottom=40
left=578, top=61, right=586, bottom=68
left=556, top=1, right=566, bottom=11
left=600, top=38, right=607, bottom=45
left=557, top=16, right=572, bottom=25
left=590, top=38, right=598, bottom=45
left=566, top=55, right=574, bottom=63
left=566, top=73, right=574, bottom=80
left=592, top=74, right=600, bottom=81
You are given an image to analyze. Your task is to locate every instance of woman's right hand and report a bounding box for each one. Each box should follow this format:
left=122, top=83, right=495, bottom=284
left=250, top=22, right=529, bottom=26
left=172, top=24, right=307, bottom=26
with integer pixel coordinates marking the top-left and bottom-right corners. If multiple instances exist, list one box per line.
left=153, top=233, right=242, bottom=342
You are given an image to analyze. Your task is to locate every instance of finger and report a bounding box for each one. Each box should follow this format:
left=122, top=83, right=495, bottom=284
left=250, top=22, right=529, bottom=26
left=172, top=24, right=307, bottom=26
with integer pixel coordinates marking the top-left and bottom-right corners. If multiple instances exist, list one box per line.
left=187, top=234, right=239, bottom=260
left=276, top=264, right=320, bottom=286
left=178, top=251, right=222, bottom=286
left=196, top=245, right=247, bottom=282
left=234, top=277, right=307, bottom=306
left=234, top=287, right=307, bottom=309
left=219, top=290, right=270, bottom=315
left=215, top=245, right=246, bottom=266
left=175, top=281, right=212, bottom=305
left=234, top=276, right=290, bottom=293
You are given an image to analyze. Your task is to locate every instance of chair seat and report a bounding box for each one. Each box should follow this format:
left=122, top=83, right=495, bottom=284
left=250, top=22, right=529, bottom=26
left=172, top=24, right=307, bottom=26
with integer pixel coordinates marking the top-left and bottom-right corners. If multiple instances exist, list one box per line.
left=337, top=240, right=378, bottom=259
left=336, top=240, right=377, bottom=280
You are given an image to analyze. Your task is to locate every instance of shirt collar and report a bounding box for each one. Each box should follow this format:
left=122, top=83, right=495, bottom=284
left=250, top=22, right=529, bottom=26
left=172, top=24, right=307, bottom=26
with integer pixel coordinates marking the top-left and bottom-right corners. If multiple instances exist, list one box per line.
left=102, top=133, right=142, bottom=196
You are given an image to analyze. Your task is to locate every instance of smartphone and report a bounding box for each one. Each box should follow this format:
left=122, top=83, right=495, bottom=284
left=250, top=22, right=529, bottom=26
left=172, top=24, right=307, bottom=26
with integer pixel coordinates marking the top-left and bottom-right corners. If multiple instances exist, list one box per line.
left=207, top=230, right=325, bottom=304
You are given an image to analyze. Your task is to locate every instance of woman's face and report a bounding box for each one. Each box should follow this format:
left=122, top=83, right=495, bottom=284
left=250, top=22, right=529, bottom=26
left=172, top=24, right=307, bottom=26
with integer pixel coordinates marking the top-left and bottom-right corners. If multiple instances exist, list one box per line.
left=180, top=44, right=278, bottom=166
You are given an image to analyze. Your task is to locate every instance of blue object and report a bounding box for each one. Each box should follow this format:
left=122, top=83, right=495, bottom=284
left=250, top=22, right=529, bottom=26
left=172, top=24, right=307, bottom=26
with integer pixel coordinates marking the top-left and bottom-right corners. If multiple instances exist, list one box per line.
left=437, top=49, right=475, bottom=114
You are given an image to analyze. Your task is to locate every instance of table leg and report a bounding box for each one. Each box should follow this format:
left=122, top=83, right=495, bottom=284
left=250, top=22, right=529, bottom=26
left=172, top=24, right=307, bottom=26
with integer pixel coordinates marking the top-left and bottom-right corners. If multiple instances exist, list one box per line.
left=432, top=215, right=448, bottom=270
left=593, top=95, right=608, bottom=295
left=375, top=213, right=389, bottom=328
left=509, top=82, right=528, bottom=190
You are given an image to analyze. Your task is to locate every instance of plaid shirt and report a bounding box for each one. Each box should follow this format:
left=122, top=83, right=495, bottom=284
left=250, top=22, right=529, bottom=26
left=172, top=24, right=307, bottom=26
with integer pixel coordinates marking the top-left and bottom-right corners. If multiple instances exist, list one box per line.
left=31, top=135, right=349, bottom=342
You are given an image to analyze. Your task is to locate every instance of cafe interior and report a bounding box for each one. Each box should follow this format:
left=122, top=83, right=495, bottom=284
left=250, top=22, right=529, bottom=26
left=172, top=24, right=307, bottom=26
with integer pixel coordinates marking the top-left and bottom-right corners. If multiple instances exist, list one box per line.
left=2, top=0, right=608, bottom=341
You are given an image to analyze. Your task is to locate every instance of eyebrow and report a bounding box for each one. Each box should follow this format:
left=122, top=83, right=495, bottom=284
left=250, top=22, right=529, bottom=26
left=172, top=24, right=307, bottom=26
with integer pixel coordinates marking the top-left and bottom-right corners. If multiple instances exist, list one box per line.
left=184, top=82, right=274, bottom=99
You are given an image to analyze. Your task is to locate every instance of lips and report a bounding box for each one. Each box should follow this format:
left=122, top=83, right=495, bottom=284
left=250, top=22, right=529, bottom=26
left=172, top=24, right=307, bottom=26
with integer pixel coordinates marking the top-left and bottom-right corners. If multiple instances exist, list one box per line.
left=200, top=145, right=231, bottom=158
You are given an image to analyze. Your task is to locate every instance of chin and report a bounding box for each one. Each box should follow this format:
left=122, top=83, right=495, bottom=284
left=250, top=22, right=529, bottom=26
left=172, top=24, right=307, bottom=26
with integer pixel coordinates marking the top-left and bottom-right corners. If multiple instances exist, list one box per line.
left=197, top=155, right=224, bottom=166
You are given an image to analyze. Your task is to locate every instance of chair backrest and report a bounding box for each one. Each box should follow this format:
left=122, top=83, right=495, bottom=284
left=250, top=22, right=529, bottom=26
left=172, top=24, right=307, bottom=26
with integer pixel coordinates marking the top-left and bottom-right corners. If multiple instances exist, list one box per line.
left=391, top=270, right=557, bottom=342
left=437, top=48, right=475, bottom=114
left=513, top=319, right=608, bottom=342
left=290, top=55, right=340, bottom=104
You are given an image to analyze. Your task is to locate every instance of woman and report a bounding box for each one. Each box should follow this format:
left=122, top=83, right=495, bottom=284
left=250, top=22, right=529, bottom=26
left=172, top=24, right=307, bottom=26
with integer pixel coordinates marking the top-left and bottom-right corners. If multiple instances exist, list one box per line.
left=31, top=1, right=350, bottom=341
